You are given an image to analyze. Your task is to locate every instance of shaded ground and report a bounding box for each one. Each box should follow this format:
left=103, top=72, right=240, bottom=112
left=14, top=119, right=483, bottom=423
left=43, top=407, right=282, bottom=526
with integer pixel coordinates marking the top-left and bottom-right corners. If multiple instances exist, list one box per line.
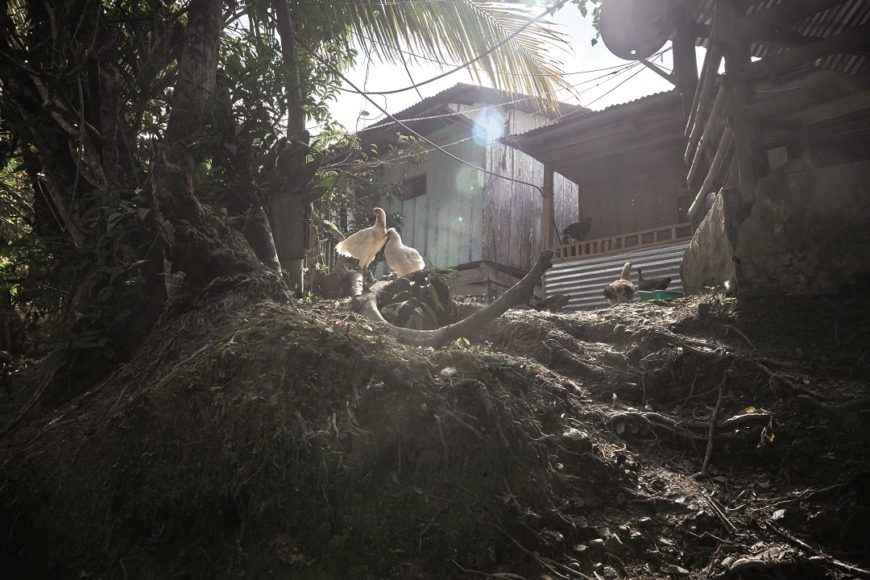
left=1, top=286, right=868, bottom=579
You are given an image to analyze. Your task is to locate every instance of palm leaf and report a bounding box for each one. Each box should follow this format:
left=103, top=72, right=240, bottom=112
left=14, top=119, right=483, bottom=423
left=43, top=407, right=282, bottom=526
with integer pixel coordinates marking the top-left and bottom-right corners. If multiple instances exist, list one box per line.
left=318, top=0, right=572, bottom=106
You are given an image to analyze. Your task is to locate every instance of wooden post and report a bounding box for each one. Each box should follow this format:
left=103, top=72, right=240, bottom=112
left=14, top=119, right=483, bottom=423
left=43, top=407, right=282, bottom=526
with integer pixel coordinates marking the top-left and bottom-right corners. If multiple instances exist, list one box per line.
left=720, top=0, right=764, bottom=206
left=542, top=164, right=555, bottom=250
left=672, top=4, right=700, bottom=123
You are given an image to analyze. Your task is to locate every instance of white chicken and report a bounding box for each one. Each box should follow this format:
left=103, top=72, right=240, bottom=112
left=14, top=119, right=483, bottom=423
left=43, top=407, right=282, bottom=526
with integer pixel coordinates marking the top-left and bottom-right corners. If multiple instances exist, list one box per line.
left=335, top=207, right=388, bottom=271
left=384, top=228, right=426, bottom=278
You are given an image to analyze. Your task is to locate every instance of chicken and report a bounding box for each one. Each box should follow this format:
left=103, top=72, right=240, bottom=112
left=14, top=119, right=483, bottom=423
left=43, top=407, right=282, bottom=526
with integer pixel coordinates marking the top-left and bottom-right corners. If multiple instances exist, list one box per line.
left=562, top=218, right=592, bottom=243
left=384, top=228, right=426, bottom=278
left=335, top=207, right=388, bottom=271
left=532, top=294, right=571, bottom=312
left=604, top=261, right=636, bottom=306
left=637, top=268, right=672, bottom=292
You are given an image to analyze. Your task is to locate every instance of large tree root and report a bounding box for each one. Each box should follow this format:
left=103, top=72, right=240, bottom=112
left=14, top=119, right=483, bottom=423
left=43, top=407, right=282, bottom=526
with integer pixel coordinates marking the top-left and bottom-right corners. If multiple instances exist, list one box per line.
left=351, top=252, right=553, bottom=348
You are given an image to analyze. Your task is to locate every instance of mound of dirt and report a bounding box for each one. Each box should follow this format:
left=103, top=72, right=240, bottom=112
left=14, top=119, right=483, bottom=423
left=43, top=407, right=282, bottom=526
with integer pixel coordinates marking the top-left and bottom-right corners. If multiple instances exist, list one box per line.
left=1, top=286, right=869, bottom=579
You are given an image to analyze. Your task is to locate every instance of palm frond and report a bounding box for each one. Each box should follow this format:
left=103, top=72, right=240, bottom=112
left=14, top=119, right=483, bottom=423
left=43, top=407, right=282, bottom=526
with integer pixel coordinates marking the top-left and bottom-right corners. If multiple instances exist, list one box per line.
left=319, top=0, right=572, bottom=105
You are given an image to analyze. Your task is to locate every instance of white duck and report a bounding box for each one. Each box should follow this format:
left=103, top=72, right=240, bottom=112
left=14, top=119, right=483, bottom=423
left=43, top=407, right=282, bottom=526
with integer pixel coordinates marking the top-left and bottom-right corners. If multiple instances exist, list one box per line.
left=384, top=228, right=426, bottom=278
left=335, top=207, right=388, bottom=271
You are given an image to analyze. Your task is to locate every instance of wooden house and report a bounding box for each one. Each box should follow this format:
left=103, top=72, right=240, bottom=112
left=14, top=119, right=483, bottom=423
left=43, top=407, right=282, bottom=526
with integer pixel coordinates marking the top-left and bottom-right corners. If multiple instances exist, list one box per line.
left=509, top=0, right=870, bottom=307
left=679, top=0, right=870, bottom=296
left=358, top=83, right=581, bottom=297
left=504, top=90, right=694, bottom=309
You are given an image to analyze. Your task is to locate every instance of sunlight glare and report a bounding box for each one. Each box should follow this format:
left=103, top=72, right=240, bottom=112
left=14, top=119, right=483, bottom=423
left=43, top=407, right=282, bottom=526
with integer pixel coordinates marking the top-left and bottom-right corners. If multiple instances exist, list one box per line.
left=472, top=109, right=505, bottom=146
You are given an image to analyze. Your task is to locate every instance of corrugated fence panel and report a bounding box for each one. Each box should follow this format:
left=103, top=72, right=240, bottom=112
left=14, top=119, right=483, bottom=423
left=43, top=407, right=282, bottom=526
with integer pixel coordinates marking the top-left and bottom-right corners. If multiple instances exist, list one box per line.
left=545, top=242, right=690, bottom=311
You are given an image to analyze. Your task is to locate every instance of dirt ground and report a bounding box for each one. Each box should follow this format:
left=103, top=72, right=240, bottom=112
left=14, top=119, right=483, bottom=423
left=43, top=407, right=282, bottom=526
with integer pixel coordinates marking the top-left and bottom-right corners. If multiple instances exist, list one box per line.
left=1, top=286, right=868, bottom=579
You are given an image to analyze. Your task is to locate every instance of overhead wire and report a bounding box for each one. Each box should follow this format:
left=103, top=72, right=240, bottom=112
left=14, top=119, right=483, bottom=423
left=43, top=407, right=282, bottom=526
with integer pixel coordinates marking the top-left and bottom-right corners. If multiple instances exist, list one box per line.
left=337, top=0, right=571, bottom=96
left=357, top=58, right=647, bottom=131
left=349, top=32, right=671, bottom=79
left=312, top=48, right=663, bottom=195
left=299, top=0, right=668, bottom=189
left=302, top=37, right=548, bottom=194
left=584, top=51, right=665, bottom=107
left=355, top=43, right=375, bottom=132
left=343, top=60, right=651, bottom=169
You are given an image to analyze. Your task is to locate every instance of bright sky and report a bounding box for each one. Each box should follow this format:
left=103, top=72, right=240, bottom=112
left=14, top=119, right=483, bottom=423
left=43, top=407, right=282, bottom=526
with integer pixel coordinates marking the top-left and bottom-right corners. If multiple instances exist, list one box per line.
left=326, top=3, right=689, bottom=133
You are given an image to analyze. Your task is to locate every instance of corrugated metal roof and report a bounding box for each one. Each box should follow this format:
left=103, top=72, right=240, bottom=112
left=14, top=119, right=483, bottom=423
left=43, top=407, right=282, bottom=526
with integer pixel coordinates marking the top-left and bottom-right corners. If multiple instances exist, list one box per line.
left=695, top=0, right=870, bottom=75
left=545, top=242, right=689, bottom=311
left=504, top=89, right=679, bottom=147
left=359, top=82, right=586, bottom=137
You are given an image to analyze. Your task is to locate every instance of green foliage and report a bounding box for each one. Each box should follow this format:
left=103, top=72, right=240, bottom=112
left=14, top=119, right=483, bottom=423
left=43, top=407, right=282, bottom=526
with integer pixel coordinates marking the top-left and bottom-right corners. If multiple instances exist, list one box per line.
left=0, top=0, right=572, bottom=386
left=378, top=273, right=454, bottom=330
left=571, top=0, right=604, bottom=44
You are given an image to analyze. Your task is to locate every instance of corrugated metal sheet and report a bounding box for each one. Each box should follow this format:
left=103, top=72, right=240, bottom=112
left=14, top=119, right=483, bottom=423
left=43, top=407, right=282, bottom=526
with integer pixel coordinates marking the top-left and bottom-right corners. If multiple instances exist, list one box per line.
left=360, top=83, right=585, bottom=139
left=544, top=242, right=690, bottom=311
left=695, top=0, right=870, bottom=75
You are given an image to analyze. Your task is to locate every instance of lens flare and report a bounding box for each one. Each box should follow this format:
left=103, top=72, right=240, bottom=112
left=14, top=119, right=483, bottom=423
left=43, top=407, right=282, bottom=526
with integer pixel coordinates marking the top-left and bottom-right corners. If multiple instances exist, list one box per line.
left=472, top=109, right=505, bottom=146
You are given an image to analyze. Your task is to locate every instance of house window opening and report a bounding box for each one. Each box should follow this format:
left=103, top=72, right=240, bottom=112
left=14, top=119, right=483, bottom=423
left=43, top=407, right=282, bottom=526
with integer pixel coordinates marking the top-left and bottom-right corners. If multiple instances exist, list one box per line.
left=402, top=173, right=427, bottom=201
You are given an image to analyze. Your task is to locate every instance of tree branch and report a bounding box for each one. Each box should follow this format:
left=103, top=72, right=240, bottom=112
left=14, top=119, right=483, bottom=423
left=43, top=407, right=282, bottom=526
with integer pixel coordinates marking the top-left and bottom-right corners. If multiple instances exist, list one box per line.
left=351, top=251, right=553, bottom=348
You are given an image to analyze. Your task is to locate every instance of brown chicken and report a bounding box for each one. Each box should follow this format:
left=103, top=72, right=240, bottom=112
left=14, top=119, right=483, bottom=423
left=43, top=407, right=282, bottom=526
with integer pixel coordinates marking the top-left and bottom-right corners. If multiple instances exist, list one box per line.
left=604, top=261, right=636, bottom=306
left=562, top=218, right=592, bottom=243
left=637, top=268, right=672, bottom=292
left=533, top=294, right=572, bottom=312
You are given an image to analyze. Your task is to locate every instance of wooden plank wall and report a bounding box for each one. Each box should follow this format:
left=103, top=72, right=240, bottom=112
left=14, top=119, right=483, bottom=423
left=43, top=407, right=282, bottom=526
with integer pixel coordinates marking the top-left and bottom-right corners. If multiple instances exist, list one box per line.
left=481, top=143, right=578, bottom=271
left=573, top=147, right=689, bottom=239
left=383, top=105, right=578, bottom=272
left=384, top=123, right=486, bottom=270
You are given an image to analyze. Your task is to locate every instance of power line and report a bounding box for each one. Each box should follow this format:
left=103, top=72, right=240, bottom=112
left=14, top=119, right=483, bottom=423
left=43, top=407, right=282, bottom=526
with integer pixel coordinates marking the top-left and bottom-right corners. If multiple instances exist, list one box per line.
left=355, top=43, right=375, bottom=132
left=338, top=0, right=571, bottom=96
left=584, top=64, right=648, bottom=107
left=356, top=59, right=645, bottom=132
left=350, top=32, right=672, bottom=79
left=303, top=38, right=548, bottom=195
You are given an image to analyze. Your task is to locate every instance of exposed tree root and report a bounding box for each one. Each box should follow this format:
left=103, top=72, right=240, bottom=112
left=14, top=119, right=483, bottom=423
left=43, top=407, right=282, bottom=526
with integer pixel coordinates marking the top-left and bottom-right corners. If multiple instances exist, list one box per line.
left=351, top=251, right=553, bottom=348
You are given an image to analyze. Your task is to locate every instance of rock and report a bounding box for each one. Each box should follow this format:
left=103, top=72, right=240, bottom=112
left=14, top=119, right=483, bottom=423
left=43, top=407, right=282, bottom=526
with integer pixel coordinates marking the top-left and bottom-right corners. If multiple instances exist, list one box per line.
left=604, top=534, right=625, bottom=556
left=561, top=427, right=592, bottom=453
left=666, top=564, right=690, bottom=575
left=587, top=538, right=606, bottom=552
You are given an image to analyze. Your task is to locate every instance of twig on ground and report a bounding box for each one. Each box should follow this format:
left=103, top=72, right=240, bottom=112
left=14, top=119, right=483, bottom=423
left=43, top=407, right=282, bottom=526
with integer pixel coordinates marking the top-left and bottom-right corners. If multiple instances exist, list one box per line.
left=442, top=409, right=485, bottom=440
left=703, top=493, right=738, bottom=534
left=434, top=414, right=449, bottom=466
left=756, top=362, right=825, bottom=399
left=452, top=560, right=527, bottom=579
left=766, top=520, right=870, bottom=577
left=701, top=369, right=730, bottom=475
left=723, top=324, right=755, bottom=350
left=491, top=522, right=592, bottom=580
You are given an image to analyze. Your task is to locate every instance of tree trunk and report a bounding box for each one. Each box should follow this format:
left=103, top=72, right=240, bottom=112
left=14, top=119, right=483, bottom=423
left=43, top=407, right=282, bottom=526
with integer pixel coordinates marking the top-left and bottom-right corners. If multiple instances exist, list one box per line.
left=155, top=0, right=262, bottom=295
left=272, top=0, right=311, bottom=293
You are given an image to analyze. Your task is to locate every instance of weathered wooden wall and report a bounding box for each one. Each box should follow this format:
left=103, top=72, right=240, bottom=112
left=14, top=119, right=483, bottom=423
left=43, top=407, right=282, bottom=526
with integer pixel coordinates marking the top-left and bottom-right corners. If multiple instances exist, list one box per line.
left=383, top=123, right=485, bottom=270
left=481, top=144, right=577, bottom=272
left=578, top=146, right=689, bottom=239
left=383, top=105, right=579, bottom=272
left=506, top=92, right=690, bottom=242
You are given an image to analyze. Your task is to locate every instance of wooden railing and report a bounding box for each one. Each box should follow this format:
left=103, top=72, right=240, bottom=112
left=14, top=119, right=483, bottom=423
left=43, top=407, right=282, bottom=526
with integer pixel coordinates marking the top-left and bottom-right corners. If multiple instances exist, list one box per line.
left=551, top=223, right=693, bottom=262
